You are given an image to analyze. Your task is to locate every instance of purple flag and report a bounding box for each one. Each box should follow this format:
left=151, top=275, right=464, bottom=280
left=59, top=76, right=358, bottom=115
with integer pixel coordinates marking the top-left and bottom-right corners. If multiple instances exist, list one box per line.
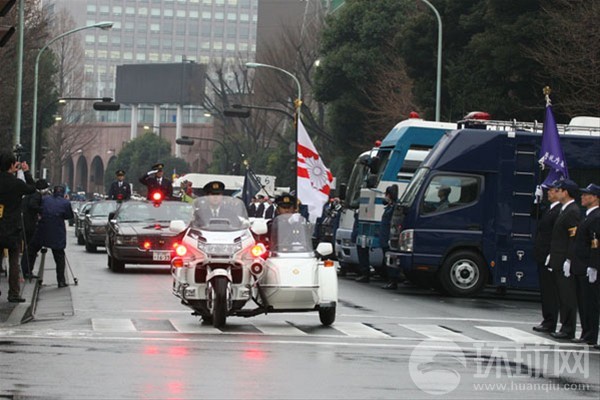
left=538, top=104, right=568, bottom=187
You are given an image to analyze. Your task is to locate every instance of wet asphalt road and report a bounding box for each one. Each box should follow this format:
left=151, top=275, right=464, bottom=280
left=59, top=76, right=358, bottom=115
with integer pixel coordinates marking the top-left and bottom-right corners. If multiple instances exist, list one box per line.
left=0, top=228, right=598, bottom=399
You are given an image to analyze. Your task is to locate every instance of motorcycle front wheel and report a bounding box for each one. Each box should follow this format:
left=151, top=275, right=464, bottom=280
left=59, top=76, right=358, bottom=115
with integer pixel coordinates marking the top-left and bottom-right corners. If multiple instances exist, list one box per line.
left=210, top=276, right=228, bottom=328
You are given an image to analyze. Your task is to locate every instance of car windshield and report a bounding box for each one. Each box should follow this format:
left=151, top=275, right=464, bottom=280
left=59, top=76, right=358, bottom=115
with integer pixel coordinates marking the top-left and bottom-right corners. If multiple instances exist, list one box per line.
left=90, top=201, right=118, bottom=217
left=270, top=214, right=314, bottom=253
left=117, top=201, right=193, bottom=223
left=190, top=195, right=250, bottom=231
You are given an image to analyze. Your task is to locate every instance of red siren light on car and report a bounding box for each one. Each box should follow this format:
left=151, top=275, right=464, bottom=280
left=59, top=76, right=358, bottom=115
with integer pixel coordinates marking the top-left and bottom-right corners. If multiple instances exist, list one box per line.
left=463, top=111, right=491, bottom=120
left=408, top=111, right=420, bottom=119
left=150, top=190, right=163, bottom=207
left=250, top=243, right=267, bottom=258
left=374, top=140, right=382, bottom=147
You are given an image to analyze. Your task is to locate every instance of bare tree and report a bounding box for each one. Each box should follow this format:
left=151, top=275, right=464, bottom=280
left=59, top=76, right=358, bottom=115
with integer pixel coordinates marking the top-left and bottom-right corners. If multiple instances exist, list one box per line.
left=42, top=7, right=96, bottom=183
left=530, top=0, right=600, bottom=116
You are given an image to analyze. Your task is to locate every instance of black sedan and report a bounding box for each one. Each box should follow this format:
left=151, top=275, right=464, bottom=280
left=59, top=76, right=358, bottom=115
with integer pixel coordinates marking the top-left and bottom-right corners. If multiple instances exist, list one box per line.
left=83, top=200, right=120, bottom=252
left=105, top=200, right=193, bottom=272
left=75, top=201, right=94, bottom=245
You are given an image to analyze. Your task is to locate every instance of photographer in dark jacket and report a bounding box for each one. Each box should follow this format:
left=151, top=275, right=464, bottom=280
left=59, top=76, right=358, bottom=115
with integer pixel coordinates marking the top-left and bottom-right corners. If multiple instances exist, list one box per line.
left=20, top=179, right=49, bottom=278
left=0, top=151, right=36, bottom=302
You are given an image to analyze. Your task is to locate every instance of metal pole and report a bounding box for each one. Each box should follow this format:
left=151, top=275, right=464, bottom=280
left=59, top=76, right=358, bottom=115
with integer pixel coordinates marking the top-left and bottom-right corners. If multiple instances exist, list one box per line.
left=244, top=62, right=302, bottom=194
left=419, top=0, right=442, bottom=121
left=31, top=21, right=113, bottom=177
left=13, top=0, right=24, bottom=146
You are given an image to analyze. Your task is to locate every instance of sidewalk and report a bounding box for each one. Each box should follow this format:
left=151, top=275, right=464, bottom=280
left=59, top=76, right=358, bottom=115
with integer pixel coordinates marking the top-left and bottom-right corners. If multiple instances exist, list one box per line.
left=0, top=252, right=44, bottom=327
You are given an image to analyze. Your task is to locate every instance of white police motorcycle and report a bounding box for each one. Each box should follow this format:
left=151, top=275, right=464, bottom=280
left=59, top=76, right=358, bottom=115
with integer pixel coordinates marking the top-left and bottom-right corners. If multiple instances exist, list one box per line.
left=170, top=195, right=338, bottom=328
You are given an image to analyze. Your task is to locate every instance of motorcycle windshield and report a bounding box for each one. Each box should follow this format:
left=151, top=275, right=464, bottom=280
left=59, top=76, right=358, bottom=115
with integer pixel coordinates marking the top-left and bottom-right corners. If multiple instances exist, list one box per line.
left=271, top=214, right=314, bottom=253
left=190, top=195, right=250, bottom=231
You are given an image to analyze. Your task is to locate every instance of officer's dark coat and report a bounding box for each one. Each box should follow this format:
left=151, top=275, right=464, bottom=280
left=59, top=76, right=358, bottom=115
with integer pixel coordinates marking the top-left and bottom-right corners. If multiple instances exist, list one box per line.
left=549, top=201, right=582, bottom=270
left=571, top=207, right=600, bottom=275
left=0, top=171, right=35, bottom=247
left=533, top=202, right=562, bottom=265
left=32, top=195, right=75, bottom=249
left=107, top=180, right=132, bottom=200
left=139, top=175, right=173, bottom=200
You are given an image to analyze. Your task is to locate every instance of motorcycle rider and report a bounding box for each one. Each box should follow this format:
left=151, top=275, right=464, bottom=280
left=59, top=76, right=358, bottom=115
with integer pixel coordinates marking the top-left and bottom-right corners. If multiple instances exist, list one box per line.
left=192, top=181, right=245, bottom=228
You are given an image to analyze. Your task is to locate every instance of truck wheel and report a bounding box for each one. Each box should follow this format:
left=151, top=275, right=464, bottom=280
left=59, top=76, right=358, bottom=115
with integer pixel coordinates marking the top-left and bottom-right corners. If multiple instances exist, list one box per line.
left=319, top=305, right=336, bottom=326
left=209, top=277, right=228, bottom=328
left=439, top=250, right=487, bottom=297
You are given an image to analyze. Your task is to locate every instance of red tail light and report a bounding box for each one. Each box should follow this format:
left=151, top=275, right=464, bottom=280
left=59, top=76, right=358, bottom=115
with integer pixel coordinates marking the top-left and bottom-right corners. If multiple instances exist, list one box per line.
left=250, top=243, right=267, bottom=258
left=174, top=243, right=187, bottom=257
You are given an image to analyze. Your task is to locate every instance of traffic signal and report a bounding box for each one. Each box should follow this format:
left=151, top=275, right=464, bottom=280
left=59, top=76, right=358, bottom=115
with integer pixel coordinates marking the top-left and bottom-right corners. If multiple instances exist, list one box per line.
left=175, top=138, right=195, bottom=146
left=0, top=0, right=16, bottom=47
left=223, top=108, right=250, bottom=118
left=93, top=101, right=120, bottom=111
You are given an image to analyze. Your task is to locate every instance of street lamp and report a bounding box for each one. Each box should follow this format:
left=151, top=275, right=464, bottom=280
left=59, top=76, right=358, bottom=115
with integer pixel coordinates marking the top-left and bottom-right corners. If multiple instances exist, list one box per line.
left=31, top=21, right=114, bottom=177
left=419, top=0, right=442, bottom=121
left=245, top=62, right=302, bottom=193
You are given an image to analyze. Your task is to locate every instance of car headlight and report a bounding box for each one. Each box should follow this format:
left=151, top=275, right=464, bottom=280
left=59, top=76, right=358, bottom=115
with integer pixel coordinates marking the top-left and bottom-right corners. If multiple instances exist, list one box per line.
left=116, top=235, right=138, bottom=245
left=399, top=229, right=414, bottom=252
left=197, top=242, right=242, bottom=256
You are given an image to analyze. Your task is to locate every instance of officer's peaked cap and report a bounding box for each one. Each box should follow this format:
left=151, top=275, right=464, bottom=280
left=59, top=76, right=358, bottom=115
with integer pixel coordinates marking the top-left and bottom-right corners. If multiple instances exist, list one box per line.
left=580, top=183, right=600, bottom=197
left=116, top=169, right=125, bottom=176
left=275, top=193, right=296, bottom=207
left=203, top=180, right=225, bottom=195
left=152, top=163, right=164, bottom=170
left=549, top=179, right=578, bottom=192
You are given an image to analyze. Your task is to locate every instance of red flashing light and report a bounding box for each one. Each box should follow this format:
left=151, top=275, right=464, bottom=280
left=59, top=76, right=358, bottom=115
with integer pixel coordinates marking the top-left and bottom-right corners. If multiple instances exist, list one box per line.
left=175, top=244, right=188, bottom=257
left=250, top=243, right=267, bottom=258
left=463, top=111, right=491, bottom=120
left=143, top=241, right=152, bottom=250
left=374, top=140, right=382, bottom=147
left=409, top=111, right=420, bottom=119
left=151, top=191, right=163, bottom=201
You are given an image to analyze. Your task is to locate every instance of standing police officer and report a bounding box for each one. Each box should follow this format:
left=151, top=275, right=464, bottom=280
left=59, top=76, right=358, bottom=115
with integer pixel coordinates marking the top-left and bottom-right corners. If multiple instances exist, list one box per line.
left=107, top=169, right=131, bottom=200
left=570, top=183, right=600, bottom=345
left=0, top=151, right=36, bottom=302
left=547, top=179, right=581, bottom=340
left=531, top=186, right=561, bottom=333
left=139, top=163, right=173, bottom=200
left=27, top=186, right=74, bottom=287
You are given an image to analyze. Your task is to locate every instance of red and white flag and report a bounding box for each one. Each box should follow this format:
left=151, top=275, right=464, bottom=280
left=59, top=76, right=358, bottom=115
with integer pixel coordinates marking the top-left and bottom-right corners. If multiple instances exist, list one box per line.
left=297, top=118, right=333, bottom=223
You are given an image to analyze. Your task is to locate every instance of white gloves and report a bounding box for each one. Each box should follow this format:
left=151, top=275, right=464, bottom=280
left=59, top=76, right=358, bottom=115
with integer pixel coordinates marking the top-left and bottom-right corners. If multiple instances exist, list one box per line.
left=147, top=169, right=159, bottom=176
left=534, top=185, right=543, bottom=204
left=563, top=259, right=571, bottom=277
left=587, top=268, right=597, bottom=284
left=545, top=255, right=552, bottom=271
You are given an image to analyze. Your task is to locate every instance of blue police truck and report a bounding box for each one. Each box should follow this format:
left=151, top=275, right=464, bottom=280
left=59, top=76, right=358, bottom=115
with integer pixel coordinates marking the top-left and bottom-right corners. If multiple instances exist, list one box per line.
left=351, top=118, right=457, bottom=274
left=386, top=117, right=600, bottom=296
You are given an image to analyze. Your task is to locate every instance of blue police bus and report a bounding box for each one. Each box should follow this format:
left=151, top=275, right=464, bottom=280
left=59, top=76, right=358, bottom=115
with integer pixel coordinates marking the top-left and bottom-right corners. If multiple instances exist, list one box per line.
left=386, top=117, right=600, bottom=296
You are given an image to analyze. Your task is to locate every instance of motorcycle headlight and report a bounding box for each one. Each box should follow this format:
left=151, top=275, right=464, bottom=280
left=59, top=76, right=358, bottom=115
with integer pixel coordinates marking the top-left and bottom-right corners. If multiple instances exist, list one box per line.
left=399, top=229, right=414, bottom=252
left=197, top=242, right=242, bottom=256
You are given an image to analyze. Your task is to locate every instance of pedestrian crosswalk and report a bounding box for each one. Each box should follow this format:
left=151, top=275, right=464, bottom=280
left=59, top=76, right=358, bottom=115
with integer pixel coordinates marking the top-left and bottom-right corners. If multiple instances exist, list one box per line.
left=88, top=318, right=583, bottom=346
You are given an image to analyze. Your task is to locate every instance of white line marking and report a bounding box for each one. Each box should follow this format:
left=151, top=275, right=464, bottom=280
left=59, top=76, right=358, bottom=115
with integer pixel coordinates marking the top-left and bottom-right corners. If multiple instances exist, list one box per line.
left=401, top=324, right=473, bottom=342
left=168, top=318, right=223, bottom=334
left=92, top=318, right=136, bottom=332
left=333, top=322, right=390, bottom=338
left=252, top=322, right=308, bottom=336
left=476, top=326, right=561, bottom=345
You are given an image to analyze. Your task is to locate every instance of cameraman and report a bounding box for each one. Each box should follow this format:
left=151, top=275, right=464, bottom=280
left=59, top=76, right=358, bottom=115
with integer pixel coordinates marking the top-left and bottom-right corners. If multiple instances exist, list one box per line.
left=0, top=151, right=36, bottom=302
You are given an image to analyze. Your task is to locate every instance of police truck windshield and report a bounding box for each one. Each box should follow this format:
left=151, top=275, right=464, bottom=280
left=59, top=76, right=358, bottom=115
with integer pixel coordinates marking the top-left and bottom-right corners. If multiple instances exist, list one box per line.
left=398, top=167, right=429, bottom=206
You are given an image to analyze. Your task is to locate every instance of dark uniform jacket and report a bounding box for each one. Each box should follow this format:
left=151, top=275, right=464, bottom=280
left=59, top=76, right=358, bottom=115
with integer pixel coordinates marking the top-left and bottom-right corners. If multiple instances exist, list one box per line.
left=0, top=171, right=36, bottom=248
left=571, top=207, right=600, bottom=275
left=533, top=202, right=561, bottom=265
left=549, top=201, right=581, bottom=271
left=32, top=195, right=75, bottom=249
left=139, top=174, right=173, bottom=200
left=107, top=180, right=131, bottom=200
left=21, top=191, right=44, bottom=238
left=379, top=203, right=394, bottom=250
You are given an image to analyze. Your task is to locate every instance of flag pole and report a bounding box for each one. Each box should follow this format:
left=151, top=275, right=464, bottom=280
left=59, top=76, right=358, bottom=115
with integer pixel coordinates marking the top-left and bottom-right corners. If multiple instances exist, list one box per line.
left=294, top=98, right=302, bottom=197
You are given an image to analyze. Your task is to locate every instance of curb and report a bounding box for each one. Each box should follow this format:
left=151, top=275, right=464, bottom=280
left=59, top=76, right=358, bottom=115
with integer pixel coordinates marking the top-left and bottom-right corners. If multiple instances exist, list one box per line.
left=3, top=251, right=45, bottom=326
